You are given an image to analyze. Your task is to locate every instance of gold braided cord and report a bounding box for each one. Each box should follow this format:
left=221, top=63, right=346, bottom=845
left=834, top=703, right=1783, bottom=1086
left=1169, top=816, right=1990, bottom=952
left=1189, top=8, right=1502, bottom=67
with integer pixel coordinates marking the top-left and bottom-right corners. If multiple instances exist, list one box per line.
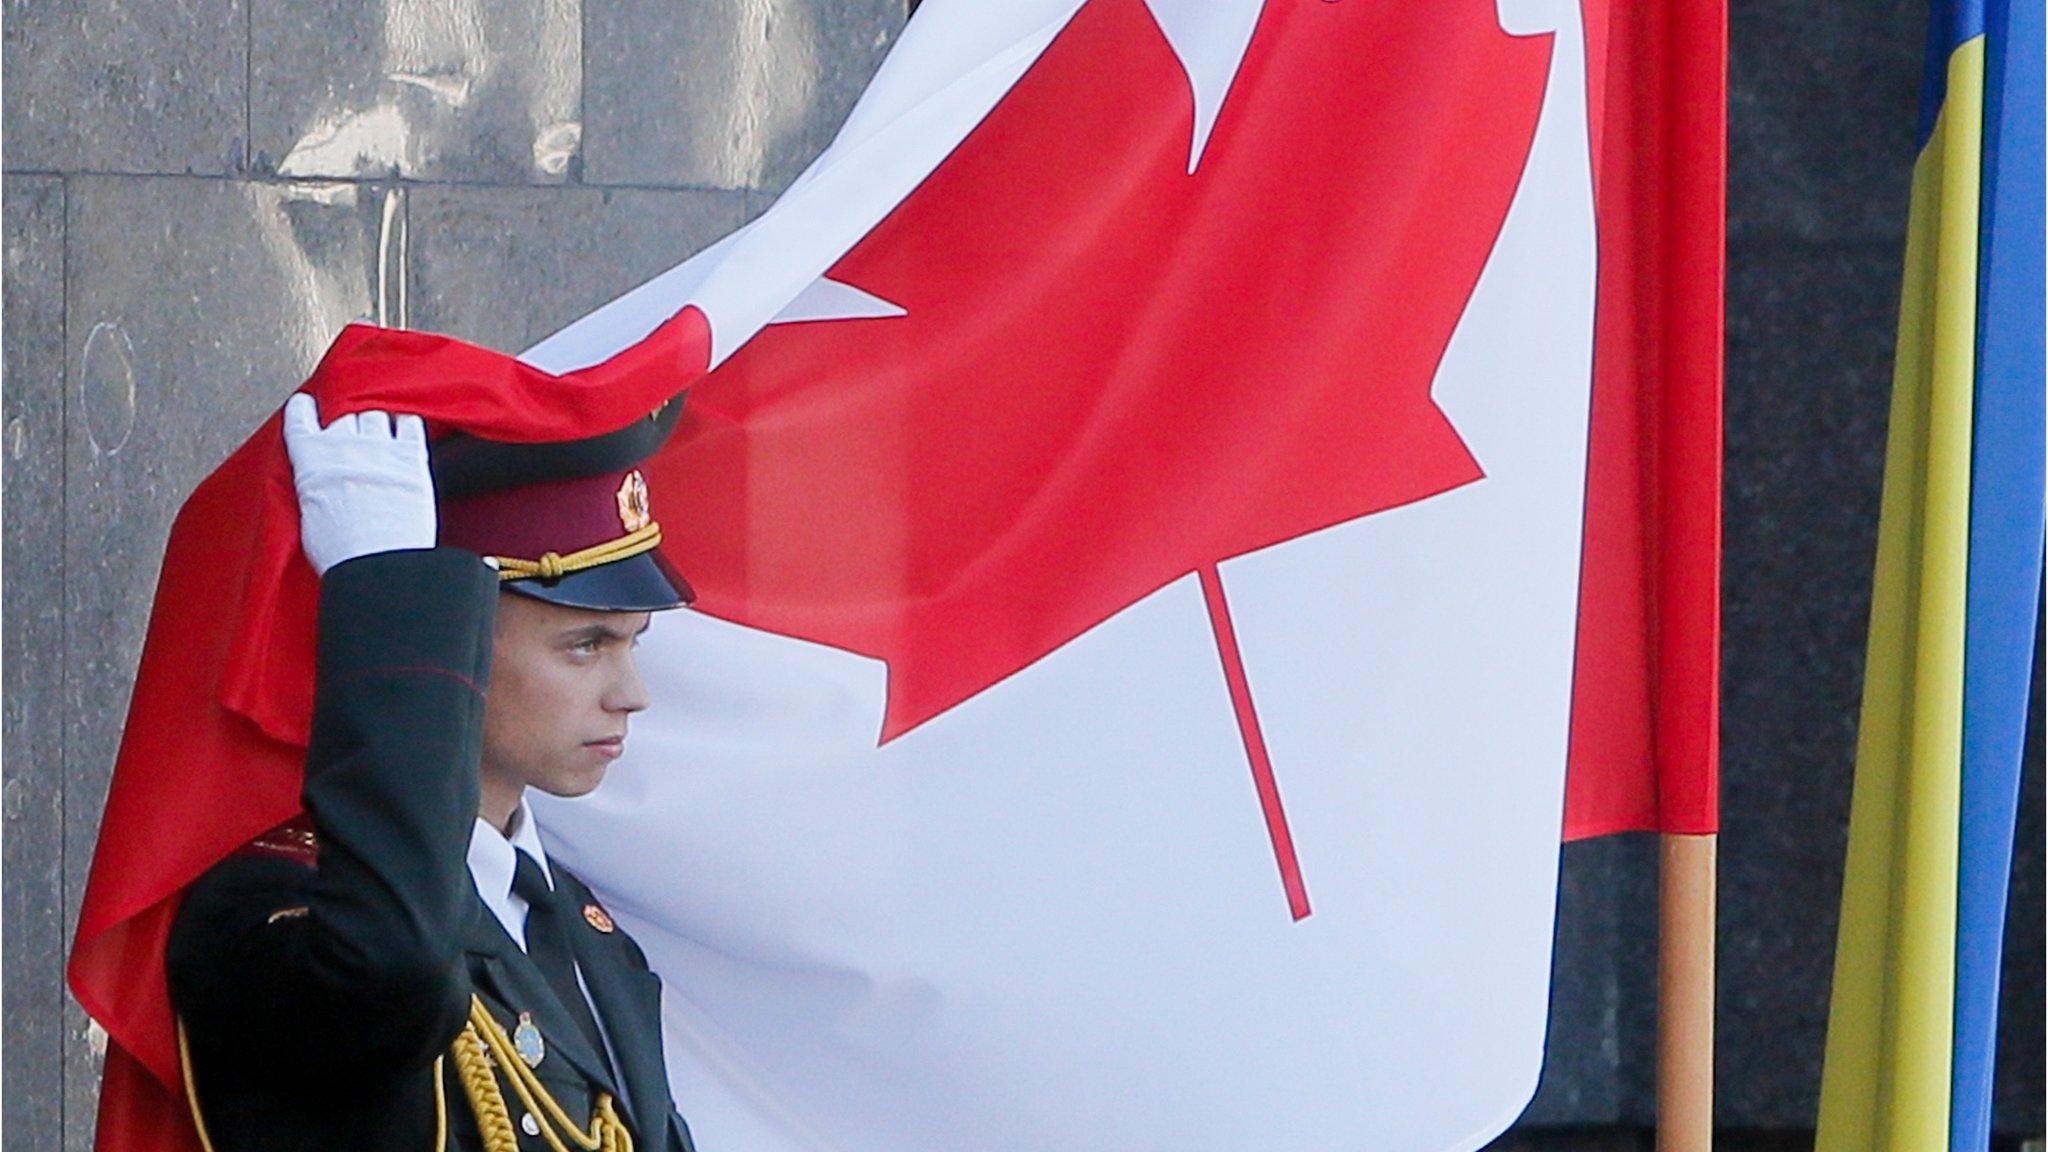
left=181, top=1018, right=449, bottom=1152
left=494, top=524, right=663, bottom=584
left=434, top=1053, right=450, bottom=1152
left=465, top=997, right=618, bottom=1152
left=176, top=1001, right=628, bottom=1152
left=453, top=1023, right=521, bottom=1152
left=176, top=1019, right=221, bottom=1152
left=457, top=996, right=633, bottom=1152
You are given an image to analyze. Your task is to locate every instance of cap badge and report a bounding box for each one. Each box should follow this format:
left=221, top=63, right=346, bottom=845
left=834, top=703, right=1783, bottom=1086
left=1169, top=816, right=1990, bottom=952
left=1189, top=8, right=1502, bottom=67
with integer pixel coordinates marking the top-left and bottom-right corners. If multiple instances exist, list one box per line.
left=513, top=1012, right=546, bottom=1068
left=583, top=903, right=616, bottom=933
left=616, top=470, right=652, bottom=533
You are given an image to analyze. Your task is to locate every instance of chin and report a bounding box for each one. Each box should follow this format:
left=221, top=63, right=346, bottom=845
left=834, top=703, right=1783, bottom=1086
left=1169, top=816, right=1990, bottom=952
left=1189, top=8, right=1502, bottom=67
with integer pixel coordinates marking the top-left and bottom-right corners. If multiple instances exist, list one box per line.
left=536, top=765, right=609, bottom=800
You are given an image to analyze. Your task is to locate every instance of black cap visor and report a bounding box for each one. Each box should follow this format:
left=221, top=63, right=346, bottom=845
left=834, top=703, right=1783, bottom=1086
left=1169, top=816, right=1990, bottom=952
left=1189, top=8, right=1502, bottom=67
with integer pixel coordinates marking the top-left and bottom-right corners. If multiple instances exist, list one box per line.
left=502, top=549, right=695, bottom=612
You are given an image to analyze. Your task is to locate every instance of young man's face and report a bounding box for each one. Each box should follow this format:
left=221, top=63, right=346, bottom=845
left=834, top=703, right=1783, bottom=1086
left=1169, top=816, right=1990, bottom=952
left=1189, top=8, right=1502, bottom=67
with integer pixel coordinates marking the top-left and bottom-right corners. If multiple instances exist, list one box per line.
left=480, top=593, right=653, bottom=812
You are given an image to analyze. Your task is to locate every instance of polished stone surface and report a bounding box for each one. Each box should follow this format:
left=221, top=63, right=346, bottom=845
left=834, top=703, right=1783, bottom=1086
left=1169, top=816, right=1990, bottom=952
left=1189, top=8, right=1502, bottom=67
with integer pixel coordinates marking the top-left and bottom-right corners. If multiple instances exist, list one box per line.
left=1719, top=236, right=1903, bottom=1125
left=583, top=0, right=903, bottom=192
left=60, top=174, right=386, bottom=772
left=58, top=175, right=389, bottom=1146
left=408, top=184, right=748, bottom=352
left=1521, top=836, right=1660, bottom=1127
left=3, top=176, right=70, bottom=1152
left=250, top=0, right=583, bottom=183
left=3, top=0, right=248, bottom=175
left=1727, top=1, right=1925, bottom=243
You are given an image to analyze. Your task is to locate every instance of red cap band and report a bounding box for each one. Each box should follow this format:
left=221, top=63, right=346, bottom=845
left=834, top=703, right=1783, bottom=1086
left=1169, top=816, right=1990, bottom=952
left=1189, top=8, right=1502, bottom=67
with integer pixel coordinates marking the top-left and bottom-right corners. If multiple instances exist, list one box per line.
left=439, top=468, right=654, bottom=565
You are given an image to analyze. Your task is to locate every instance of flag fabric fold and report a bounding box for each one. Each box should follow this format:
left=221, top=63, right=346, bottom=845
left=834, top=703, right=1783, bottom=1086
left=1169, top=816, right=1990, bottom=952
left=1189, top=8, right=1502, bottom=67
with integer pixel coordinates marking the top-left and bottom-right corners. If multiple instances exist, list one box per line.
left=1563, top=0, right=1725, bottom=840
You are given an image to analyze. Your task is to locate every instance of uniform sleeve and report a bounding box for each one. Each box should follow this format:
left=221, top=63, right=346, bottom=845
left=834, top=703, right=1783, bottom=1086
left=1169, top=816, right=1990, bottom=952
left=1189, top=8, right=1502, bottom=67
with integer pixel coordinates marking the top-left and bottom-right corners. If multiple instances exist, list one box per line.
left=168, top=547, right=497, bottom=1087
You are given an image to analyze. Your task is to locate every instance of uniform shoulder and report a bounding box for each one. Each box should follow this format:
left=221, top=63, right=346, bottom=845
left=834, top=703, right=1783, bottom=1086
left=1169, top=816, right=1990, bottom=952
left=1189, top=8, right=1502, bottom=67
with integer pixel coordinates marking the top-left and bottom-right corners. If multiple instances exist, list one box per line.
left=176, top=819, right=321, bottom=927
left=236, top=814, right=322, bottom=866
left=168, top=822, right=326, bottom=993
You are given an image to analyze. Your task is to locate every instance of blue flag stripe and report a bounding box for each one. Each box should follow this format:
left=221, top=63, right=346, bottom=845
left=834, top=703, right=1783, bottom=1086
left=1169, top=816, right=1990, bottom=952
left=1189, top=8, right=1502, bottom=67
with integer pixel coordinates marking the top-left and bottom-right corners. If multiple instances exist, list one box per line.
left=1950, top=0, right=2046, bottom=1146
left=1920, top=0, right=1991, bottom=146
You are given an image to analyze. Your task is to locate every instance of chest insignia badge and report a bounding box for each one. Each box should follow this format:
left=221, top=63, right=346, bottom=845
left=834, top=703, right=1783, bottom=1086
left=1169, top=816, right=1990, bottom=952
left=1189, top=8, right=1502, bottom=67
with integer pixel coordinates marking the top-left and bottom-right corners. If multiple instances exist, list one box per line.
left=583, top=903, right=616, bottom=933
left=513, top=1013, right=546, bottom=1068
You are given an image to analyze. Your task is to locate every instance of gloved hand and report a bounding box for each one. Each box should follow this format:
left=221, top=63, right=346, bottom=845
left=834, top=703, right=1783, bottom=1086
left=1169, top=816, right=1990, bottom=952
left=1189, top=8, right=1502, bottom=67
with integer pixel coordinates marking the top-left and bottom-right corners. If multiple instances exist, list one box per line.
left=282, top=393, right=437, bottom=576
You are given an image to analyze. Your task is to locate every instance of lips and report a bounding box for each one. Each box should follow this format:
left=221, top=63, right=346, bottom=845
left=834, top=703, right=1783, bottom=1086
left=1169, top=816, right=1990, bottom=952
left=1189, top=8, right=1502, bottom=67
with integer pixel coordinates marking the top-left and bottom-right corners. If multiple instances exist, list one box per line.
left=584, top=735, right=626, bottom=760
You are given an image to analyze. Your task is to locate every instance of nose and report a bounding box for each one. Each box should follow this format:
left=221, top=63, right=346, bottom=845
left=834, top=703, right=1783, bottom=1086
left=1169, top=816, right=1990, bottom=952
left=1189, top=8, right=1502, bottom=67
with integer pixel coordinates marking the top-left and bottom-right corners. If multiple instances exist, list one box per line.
left=605, top=646, right=651, bottom=716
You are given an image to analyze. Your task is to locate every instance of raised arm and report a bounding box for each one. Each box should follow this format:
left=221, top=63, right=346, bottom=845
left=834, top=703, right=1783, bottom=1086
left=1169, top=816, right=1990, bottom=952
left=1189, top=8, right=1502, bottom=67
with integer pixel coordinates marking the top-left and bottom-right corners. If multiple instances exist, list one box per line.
left=168, top=399, right=493, bottom=1084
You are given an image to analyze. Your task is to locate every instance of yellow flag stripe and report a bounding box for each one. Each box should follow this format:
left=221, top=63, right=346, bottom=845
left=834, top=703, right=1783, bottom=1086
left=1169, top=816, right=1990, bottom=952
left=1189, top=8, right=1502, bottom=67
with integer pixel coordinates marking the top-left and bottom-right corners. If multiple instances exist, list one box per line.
left=1814, top=34, right=1983, bottom=1152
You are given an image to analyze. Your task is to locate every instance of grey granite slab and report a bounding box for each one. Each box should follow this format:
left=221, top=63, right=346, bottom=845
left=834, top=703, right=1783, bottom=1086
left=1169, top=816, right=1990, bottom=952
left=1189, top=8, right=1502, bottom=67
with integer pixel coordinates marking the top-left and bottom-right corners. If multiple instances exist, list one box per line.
left=249, top=0, right=583, bottom=184
left=1728, top=1, right=1925, bottom=243
left=406, top=183, right=748, bottom=353
left=3, top=0, right=247, bottom=176
left=1717, top=237, right=1905, bottom=1126
left=1520, top=835, right=1660, bottom=1127
left=3, top=176, right=69, bottom=1152
left=582, top=0, right=903, bottom=193
left=59, top=174, right=388, bottom=1147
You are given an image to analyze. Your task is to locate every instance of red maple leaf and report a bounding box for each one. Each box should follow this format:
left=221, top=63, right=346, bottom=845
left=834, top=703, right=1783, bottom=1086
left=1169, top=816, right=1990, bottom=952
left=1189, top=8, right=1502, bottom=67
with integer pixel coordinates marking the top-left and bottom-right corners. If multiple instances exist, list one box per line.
left=650, top=0, right=1551, bottom=916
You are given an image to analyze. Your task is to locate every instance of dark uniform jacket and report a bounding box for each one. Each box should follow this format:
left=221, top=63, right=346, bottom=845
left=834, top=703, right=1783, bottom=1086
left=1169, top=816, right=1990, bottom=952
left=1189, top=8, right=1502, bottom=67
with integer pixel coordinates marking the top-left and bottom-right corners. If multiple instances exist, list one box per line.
left=166, top=548, right=696, bottom=1152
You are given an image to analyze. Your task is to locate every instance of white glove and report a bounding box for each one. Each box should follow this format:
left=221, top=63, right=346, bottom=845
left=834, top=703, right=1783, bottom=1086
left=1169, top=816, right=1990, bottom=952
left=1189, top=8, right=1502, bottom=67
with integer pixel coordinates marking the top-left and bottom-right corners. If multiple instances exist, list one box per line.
left=282, top=393, right=437, bottom=576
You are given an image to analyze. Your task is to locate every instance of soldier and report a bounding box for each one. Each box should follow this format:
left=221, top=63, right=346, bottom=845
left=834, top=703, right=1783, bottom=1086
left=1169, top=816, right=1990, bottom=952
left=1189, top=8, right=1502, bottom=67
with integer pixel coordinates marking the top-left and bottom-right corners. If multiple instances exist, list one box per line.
left=166, top=393, right=697, bottom=1152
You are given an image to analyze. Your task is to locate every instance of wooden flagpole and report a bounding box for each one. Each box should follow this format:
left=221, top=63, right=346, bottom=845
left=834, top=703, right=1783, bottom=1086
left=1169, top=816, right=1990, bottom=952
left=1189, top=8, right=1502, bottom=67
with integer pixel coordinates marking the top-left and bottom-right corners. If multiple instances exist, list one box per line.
left=1657, top=832, right=1718, bottom=1151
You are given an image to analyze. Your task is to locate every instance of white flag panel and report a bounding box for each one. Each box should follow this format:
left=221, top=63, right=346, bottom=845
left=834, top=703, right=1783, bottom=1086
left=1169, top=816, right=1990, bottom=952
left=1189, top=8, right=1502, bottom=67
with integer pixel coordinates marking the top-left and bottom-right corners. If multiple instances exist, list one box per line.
left=534, top=3, right=1598, bottom=1148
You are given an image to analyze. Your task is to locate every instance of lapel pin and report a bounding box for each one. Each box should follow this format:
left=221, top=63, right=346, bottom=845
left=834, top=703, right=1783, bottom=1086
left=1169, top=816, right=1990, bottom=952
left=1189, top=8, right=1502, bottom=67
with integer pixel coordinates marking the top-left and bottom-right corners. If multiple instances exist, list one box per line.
left=513, top=1012, right=546, bottom=1068
left=583, top=903, right=616, bottom=933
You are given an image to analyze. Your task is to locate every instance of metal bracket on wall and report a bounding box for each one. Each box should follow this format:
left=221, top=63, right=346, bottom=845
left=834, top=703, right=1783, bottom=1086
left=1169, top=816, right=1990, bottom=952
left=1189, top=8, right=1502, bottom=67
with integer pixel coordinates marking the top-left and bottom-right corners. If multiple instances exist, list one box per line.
left=376, top=185, right=409, bottom=331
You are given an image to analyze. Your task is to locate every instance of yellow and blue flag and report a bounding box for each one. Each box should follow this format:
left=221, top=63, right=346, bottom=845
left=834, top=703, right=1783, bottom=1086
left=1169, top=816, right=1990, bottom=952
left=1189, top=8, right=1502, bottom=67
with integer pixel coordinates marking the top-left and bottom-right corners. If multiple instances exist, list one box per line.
left=1815, top=1, right=2044, bottom=1150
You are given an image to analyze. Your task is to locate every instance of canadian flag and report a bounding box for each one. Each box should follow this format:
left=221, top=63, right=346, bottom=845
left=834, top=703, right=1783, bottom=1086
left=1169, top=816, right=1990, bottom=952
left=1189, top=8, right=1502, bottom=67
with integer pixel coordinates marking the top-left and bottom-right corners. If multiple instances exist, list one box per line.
left=71, top=1, right=1721, bottom=1150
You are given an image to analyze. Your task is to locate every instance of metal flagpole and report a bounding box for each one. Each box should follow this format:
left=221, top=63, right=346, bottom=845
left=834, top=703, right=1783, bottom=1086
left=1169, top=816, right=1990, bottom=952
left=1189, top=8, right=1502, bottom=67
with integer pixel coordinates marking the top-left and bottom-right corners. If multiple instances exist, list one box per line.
left=1657, top=832, right=1717, bottom=1151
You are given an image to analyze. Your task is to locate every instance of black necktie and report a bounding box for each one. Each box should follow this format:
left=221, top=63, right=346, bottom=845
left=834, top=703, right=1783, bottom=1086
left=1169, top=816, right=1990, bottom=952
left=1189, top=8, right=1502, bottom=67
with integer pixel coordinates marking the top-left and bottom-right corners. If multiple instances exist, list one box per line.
left=511, top=850, right=611, bottom=1067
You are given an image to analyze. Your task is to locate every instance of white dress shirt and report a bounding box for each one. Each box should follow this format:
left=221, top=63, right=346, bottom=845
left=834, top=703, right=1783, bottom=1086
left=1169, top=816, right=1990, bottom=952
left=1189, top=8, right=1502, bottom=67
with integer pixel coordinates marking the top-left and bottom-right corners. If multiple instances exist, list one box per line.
left=467, top=803, right=557, bottom=950
left=466, top=803, right=632, bottom=1105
